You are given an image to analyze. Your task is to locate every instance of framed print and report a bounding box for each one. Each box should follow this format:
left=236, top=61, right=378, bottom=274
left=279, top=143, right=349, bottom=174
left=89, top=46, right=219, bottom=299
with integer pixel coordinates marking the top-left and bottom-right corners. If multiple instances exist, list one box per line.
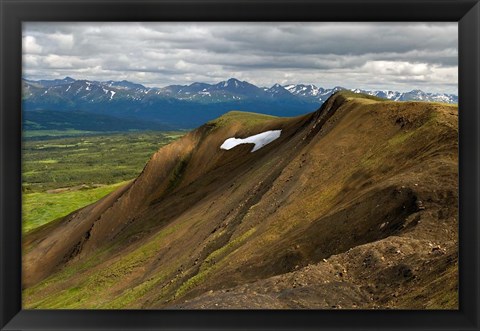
left=1, top=0, right=479, bottom=330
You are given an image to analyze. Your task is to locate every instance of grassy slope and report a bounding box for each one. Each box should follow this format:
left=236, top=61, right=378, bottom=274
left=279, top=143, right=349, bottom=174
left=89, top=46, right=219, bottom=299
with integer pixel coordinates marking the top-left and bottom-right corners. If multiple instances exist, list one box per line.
left=23, top=111, right=290, bottom=308
left=178, top=95, right=459, bottom=309
left=23, top=92, right=458, bottom=309
left=209, top=110, right=278, bottom=127
left=171, top=95, right=458, bottom=309
left=23, top=181, right=129, bottom=233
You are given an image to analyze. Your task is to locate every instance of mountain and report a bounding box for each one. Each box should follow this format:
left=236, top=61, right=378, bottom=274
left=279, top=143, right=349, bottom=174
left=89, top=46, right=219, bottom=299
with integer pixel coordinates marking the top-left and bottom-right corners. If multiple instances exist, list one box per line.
left=23, top=91, right=458, bottom=309
left=265, top=83, right=300, bottom=100
left=156, top=78, right=269, bottom=103
left=211, top=78, right=265, bottom=97
left=22, top=78, right=316, bottom=129
left=23, top=76, right=75, bottom=88
left=351, top=88, right=458, bottom=104
left=22, top=77, right=458, bottom=130
left=284, top=84, right=335, bottom=102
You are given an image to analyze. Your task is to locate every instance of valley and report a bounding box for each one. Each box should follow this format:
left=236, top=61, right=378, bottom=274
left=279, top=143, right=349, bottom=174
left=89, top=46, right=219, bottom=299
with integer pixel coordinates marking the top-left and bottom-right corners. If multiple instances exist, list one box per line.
left=22, top=131, right=185, bottom=232
left=22, top=91, right=458, bottom=309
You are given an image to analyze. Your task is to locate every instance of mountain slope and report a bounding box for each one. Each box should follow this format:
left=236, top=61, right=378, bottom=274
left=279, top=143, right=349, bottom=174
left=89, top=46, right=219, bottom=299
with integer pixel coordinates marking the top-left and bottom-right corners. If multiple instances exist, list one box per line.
left=22, top=92, right=458, bottom=309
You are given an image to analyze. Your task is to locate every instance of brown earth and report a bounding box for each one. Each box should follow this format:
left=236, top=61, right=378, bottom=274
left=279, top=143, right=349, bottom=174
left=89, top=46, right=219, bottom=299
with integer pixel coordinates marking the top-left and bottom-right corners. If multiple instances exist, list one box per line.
left=22, top=91, right=458, bottom=309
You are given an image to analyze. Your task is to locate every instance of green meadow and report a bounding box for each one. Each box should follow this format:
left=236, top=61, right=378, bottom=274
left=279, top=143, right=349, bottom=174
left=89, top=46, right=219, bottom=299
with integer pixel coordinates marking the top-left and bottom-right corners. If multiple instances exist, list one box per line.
left=22, top=131, right=185, bottom=233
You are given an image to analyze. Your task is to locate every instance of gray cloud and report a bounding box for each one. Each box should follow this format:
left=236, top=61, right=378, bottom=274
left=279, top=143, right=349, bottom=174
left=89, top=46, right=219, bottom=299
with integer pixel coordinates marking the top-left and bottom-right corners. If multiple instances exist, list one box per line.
left=22, top=22, right=457, bottom=93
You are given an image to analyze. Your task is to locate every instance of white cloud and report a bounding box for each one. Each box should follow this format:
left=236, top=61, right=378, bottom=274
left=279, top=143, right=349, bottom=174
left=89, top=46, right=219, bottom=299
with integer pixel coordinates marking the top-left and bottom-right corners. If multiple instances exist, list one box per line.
left=174, top=60, right=189, bottom=70
left=43, top=54, right=74, bottom=68
left=23, top=54, right=39, bottom=67
left=362, top=61, right=431, bottom=76
left=47, top=33, right=74, bottom=50
left=22, top=22, right=458, bottom=94
left=22, top=36, right=42, bottom=54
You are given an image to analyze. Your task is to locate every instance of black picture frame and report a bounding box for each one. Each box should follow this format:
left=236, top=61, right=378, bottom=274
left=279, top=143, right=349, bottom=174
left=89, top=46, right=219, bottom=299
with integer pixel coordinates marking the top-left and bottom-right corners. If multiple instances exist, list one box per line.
left=1, top=0, right=479, bottom=330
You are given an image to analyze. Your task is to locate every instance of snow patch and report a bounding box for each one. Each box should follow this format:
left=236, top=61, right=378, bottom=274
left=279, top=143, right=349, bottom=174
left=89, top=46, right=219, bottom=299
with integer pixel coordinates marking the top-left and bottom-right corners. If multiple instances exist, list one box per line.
left=220, top=130, right=282, bottom=153
left=109, top=90, right=116, bottom=100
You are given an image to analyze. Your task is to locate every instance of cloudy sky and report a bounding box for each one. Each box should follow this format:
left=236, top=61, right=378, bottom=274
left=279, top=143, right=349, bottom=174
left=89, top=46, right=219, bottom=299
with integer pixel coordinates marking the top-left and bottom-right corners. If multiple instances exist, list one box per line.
left=23, top=22, right=457, bottom=93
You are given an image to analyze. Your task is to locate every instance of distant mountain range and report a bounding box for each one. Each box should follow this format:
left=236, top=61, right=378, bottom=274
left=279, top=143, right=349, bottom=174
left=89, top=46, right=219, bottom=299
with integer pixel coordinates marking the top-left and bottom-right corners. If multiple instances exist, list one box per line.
left=22, top=77, right=458, bottom=130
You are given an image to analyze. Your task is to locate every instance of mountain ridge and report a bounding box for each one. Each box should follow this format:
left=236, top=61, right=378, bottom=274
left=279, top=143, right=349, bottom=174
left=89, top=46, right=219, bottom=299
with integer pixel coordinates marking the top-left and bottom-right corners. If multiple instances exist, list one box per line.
left=23, top=91, right=458, bottom=309
left=22, top=77, right=458, bottom=129
left=23, top=76, right=458, bottom=104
